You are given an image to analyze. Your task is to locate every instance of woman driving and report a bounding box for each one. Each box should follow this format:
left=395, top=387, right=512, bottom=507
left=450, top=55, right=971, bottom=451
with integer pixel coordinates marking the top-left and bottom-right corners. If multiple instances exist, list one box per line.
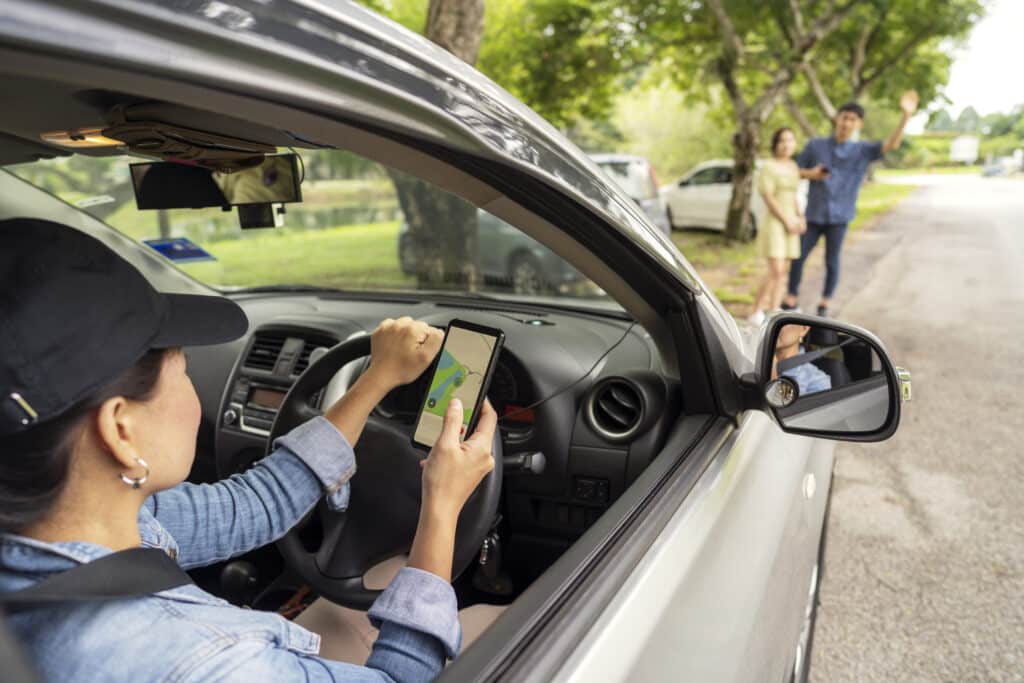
left=0, top=217, right=495, bottom=681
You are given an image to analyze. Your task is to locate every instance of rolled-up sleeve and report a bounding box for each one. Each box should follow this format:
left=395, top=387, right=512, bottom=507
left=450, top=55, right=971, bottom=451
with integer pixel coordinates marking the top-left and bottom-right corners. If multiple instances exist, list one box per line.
left=179, top=567, right=459, bottom=683
left=274, top=416, right=356, bottom=511
left=368, top=567, right=462, bottom=660
left=146, top=417, right=356, bottom=568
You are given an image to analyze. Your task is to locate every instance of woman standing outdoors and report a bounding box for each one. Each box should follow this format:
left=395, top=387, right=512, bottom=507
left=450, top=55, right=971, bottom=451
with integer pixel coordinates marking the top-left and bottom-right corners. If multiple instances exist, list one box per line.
left=748, top=127, right=806, bottom=325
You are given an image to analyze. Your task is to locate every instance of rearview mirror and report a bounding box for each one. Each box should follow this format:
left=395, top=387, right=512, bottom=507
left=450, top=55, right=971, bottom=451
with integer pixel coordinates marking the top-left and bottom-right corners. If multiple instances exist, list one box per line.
left=130, top=153, right=301, bottom=210
left=757, top=314, right=910, bottom=442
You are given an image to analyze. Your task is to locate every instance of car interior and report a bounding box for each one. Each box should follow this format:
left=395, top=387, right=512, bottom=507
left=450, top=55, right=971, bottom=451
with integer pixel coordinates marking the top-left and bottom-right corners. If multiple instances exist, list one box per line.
left=0, top=72, right=701, bottom=661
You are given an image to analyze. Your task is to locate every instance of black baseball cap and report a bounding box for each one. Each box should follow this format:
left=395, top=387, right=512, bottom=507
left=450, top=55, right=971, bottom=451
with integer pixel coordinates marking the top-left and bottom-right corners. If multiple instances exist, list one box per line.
left=0, top=217, right=248, bottom=436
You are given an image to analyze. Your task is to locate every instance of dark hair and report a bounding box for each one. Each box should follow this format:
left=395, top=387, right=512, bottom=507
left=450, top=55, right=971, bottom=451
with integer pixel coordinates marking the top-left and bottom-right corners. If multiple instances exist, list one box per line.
left=770, top=127, right=795, bottom=154
left=0, top=349, right=170, bottom=534
left=837, top=102, right=865, bottom=120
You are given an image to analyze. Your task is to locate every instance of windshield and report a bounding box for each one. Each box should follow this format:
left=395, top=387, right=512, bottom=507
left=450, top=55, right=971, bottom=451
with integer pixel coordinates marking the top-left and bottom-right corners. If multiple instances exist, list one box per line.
left=9, top=150, right=614, bottom=308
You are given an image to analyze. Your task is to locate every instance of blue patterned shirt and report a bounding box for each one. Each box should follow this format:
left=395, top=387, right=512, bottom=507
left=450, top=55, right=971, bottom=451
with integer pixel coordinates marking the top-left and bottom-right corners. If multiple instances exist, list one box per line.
left=797, top=137, right=884, bottom=225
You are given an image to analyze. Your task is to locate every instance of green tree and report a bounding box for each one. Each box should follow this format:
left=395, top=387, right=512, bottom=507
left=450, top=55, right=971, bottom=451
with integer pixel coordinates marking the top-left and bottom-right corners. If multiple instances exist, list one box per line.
left=358, top=0, right=486, bottom=290
left=927, top=109, right=955, bottom=132
left=477, top=0, right=641, bottom=128
left=790, top=0, right=982, bottom=133
left=955, top=105, right=981, bottom=132
left=624, top=0, right=857, bottom=240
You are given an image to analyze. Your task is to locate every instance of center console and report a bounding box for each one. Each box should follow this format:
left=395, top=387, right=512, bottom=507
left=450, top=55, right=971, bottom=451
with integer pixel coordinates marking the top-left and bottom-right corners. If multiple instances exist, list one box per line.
left=216, top=326, right=337, bottom=474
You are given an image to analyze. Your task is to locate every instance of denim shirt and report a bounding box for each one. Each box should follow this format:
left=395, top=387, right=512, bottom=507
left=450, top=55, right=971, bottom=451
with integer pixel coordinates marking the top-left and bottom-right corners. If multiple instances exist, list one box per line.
left=0, top=417, right=461, bottom=682
left=782, top=359, right=833, bottom=396
left=797, top=136, right=884, bottom=225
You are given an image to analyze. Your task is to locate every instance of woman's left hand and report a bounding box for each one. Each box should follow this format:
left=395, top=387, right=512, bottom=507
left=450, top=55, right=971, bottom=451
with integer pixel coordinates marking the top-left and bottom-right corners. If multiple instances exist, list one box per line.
left=365, top=317, right=444, bottom=390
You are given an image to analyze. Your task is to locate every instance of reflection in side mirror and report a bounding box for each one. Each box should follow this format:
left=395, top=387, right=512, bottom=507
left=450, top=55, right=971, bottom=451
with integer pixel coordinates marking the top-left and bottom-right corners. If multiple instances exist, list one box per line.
left=761, top=317, right=906, bottom=441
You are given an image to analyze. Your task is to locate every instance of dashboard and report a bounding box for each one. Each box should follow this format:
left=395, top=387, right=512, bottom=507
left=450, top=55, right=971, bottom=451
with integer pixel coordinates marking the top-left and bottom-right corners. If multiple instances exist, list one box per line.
left=184, top=291, right=682, bottom=582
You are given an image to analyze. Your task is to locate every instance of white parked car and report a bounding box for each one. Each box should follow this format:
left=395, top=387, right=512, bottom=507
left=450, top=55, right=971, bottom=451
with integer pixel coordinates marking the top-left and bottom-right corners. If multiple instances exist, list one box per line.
left=662, top=159, right=807, bottom=233
left=591, top=153, right=671, bottom=236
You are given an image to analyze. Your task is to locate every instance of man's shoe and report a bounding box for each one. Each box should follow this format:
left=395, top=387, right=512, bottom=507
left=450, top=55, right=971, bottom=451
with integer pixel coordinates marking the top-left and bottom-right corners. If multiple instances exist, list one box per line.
left=816, top=304, right=829, bottom=317
left=780, top=302, right=802, bottom=313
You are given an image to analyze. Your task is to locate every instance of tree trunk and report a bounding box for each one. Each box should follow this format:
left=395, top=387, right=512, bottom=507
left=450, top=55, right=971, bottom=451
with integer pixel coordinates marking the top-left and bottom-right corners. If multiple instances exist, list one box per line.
left=783, top=92, right=817, bottom=139
left=723, top=117, right=760, bottom=242
left=391, top=0, right=485, bottom=291
left=426, top=0, right=485, bottom=64
left=389, top=170, right=479, bottom=290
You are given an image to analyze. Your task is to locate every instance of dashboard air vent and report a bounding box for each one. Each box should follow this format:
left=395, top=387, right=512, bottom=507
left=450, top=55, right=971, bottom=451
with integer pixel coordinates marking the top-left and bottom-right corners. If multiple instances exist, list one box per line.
left=293, top=335, right=337, bottom=375
left=243, top=333, right=286, bottom=371
left=587, top=379, right=644, bottom=442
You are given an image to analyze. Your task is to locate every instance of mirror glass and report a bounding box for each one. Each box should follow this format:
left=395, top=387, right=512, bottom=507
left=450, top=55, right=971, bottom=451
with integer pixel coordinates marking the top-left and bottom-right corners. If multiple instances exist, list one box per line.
left=769, top=322, right=893, bottom=434
left=131, top=154, right=301, bottom=210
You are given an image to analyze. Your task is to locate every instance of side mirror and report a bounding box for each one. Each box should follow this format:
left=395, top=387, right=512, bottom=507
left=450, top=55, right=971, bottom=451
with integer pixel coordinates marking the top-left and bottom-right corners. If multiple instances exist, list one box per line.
left=755, top=314, right=910, bottom=442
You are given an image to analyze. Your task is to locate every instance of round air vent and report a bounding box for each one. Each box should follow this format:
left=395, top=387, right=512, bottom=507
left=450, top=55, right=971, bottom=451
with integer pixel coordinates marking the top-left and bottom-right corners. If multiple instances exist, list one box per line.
left=586, top=378, right=645, bottom=442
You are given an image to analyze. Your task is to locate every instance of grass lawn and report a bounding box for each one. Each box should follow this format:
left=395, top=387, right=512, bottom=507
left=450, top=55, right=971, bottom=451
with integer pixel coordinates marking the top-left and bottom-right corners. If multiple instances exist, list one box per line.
left=670, top=181, right=918, bottom=313
left=177, top=220, right=411, bottom=289
left=876, top=165, right=981, bottom=178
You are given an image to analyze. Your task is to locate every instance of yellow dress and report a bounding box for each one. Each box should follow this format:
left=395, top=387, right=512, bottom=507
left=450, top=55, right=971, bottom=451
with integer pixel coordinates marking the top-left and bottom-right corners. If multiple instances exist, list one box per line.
left=756, top=160, right=801, bottom=260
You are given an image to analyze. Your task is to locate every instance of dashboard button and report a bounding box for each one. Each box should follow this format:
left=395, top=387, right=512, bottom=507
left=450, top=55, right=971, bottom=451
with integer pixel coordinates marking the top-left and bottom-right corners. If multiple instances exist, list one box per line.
left=222, top=409, right=238, bottom=426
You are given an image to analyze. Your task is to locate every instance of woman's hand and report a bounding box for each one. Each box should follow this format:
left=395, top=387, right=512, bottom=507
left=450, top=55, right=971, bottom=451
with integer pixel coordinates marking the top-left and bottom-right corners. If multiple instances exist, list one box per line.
left=408, top=398, right=496, bottom=581
left=421, top=398, right=496, bottom=518
left=363, top=317, right=444, bottom=391
left=786, top=216, right=806, bottom=235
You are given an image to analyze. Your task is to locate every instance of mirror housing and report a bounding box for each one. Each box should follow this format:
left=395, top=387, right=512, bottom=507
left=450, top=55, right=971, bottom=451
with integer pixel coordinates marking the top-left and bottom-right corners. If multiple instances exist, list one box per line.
left=748, top=313, right=909, bottom=442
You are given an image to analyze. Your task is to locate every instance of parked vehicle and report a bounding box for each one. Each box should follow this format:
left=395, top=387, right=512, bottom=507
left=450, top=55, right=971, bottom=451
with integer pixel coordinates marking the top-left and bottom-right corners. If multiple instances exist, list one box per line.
left=0, top=1, right=908, bottom=681
left=591, top=153, right=671, bottom=235
left=661, top=159, right=808, bottom=233
left=398, top=211, right=583, bottom=295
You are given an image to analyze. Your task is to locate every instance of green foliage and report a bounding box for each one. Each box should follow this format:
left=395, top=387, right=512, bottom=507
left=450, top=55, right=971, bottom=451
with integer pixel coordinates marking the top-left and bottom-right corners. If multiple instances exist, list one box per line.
left=980, top=134, right=1023, bottom=159
left=477, top=0, right=642, bottom=127
left=357, top=0, right=427, bottom=32
left=357, top=0, right=639, bottom=128
left=927, top=109, right=954, bottom=132
left=609, top=81, right=733, bottom=181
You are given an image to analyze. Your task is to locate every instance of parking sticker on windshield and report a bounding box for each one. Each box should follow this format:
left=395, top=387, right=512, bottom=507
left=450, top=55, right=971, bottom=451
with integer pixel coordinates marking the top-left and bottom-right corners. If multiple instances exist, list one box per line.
left=144, top=237, right=216, bottom=263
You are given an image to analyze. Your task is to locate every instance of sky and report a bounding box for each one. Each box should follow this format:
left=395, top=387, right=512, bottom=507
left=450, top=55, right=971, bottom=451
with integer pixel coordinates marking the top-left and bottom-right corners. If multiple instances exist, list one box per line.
left=941, top=0, right=1024, bottom=117
left=904, top=0, right=1021, bottom=133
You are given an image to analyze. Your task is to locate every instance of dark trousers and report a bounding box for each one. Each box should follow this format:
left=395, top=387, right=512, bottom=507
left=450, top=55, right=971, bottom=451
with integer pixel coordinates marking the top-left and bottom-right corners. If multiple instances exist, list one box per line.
left=787, top=221, right=848, bottom=299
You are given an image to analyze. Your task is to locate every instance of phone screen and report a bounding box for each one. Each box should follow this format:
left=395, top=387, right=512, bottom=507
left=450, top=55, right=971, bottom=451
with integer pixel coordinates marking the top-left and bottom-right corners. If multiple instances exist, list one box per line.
left=412, top=321, right=504, bottom=449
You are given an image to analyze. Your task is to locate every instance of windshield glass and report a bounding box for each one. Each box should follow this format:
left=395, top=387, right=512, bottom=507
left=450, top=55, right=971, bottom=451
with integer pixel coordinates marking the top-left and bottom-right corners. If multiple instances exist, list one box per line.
left=9, top=150, right=613, bottom=307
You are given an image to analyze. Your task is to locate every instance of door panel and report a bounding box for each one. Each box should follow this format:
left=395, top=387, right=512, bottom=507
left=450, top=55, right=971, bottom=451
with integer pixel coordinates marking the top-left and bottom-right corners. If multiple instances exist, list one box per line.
left=554, top=412, right=834, bottom=682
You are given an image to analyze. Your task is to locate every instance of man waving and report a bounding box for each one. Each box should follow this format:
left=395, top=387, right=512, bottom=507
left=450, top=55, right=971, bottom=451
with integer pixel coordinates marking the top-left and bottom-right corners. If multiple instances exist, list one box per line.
left=783, top=90, right=919, bottom=317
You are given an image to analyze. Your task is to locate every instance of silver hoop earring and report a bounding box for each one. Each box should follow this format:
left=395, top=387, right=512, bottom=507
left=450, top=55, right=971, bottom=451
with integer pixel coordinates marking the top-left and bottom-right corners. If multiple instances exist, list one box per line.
left=119, top=458, right=150, bottom=489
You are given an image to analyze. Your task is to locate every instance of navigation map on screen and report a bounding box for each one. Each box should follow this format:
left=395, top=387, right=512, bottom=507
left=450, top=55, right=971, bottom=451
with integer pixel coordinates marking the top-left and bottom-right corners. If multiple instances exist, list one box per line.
left=413, top=325, right=498, bottom=447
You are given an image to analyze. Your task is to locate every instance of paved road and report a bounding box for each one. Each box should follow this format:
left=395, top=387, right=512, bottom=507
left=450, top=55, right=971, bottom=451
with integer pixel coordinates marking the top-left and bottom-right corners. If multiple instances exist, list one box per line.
left=807, top=175, right=1024, bottom=681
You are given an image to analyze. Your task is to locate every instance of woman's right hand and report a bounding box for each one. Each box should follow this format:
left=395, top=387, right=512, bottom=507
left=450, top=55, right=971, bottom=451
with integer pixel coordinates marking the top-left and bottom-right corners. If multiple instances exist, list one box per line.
left=786, top=216, right=805, bottom=234
left=408, top=398, right=496, bottom=581
left=420, top=398, right=496, bottom=518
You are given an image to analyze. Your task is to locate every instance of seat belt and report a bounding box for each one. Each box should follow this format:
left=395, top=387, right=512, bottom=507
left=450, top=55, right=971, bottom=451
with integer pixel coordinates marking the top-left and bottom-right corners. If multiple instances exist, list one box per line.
left=0, top=547, right=193, bottom=612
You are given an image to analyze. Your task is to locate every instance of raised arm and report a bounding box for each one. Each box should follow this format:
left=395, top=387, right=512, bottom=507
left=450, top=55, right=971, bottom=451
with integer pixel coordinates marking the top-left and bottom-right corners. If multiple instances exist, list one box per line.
left=883, top=90, right=919, bottom=154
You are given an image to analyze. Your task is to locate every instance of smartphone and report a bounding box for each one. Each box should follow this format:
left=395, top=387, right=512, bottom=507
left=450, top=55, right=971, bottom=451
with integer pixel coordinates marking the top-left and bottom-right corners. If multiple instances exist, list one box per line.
left=412, top=319, right=505, bottom=450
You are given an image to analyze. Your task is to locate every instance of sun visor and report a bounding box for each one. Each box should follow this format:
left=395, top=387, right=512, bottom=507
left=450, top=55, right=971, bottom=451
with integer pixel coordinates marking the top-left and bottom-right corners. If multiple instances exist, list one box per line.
left=0, top=132, right=70, bottom=166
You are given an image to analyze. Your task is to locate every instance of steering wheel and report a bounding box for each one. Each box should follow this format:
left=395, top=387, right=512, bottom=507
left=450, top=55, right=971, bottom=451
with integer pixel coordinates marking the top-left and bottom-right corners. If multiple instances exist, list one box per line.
left=270, top=335, right=503, bottom=609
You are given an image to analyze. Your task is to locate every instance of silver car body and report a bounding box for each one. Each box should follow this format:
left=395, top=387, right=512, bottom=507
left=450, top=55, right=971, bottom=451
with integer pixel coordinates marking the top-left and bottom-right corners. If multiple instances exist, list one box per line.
left=0, top=2, right=849, bottom=681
